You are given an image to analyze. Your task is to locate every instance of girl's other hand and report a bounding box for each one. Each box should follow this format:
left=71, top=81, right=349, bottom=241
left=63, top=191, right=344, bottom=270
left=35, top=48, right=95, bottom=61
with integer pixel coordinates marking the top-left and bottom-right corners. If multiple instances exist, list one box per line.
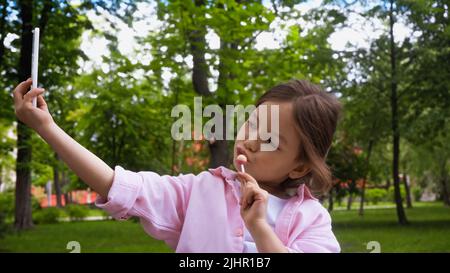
left=13, top=78, right=54, bottom=133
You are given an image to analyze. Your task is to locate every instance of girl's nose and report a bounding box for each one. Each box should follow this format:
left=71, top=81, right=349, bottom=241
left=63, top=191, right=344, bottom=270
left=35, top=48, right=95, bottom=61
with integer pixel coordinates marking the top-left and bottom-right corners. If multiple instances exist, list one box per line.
left=243, top=139, right=259, bottom=153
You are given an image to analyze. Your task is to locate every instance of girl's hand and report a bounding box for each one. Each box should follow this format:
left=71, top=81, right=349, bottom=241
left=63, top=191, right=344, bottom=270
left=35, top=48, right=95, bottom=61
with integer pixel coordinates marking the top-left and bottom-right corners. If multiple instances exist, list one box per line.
left=13, top=78, right=54, bottom=133
left=237, top=172, right=269, bottom=229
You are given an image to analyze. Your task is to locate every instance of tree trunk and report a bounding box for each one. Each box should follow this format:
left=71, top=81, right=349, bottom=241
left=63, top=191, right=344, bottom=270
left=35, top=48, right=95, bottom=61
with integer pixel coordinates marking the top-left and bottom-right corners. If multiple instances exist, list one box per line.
left=208, top=113, right=229, bottom=168
left=440, top=159, right=450, bottom=206
left=62, top=170, right=70, bottom=205
left=14, top=0, right=53, bottom=226
left=53, top=153, right=62, bottom=207
left=190, top=28, right=211, bottom=97
left=440, top=177, right=450, bottom=206
left=328, top=189, right=334, bottom=212
left=38, top=0, right=53, bottom=39
left=189, top=0, right=211, bottom=97
left=64, top=193, right=69, bottom=205
left=171, top=80, right=180, bottom=175
left=66, top=190, right=73, bottom=205
left=14, top=0, right=34, bottom=231
left=178, top=138, right=184, bottom=172
left=359, top=139, right=374, bottom=216
left=403, top=173, right=412, bottom=208
left=346, top=192, right=353, bottom=211
left=171, top=138, right=177, bottom=175
left=187, top=0, right=229, bottom=168
left=389, top=0, right=408, bottom=225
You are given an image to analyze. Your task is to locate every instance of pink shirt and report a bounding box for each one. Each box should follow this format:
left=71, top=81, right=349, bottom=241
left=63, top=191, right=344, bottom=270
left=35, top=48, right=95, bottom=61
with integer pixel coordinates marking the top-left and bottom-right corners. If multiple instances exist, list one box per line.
left=95, top=165, right=341, bottom=253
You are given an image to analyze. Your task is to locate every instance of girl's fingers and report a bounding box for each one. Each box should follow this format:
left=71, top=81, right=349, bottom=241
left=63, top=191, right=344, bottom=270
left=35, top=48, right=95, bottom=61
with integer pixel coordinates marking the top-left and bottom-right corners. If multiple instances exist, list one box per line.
left=237, top=171, right=260, bottom=209
left=237, top=172, right=257, bottom=185
left=37, top=95, right=48, bottom=110
left=241, top=183, right=257, bottom=210
left=13, top=78, right=33, bottom=105
left=24, top=88, right=45, bottom=104
left=237, top=173, right=246, bottom=184
left=238, top=179, right=246, bottom=206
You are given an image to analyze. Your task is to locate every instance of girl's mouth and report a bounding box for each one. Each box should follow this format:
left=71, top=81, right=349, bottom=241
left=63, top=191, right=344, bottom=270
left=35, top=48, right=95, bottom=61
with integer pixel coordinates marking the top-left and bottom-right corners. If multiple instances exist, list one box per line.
left=236, top=146, right=250, bottom=162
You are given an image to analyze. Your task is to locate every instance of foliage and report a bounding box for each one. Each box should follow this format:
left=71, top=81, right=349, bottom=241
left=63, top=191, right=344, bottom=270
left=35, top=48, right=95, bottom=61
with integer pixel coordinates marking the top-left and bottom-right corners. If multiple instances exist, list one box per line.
left=65, top=204, right=90, bottom=221
left=0, top=191, right=14, bottom=219
left=0, top=0, right=449, bottom=226
left=33, top=207, right=62, bottom=224
left=365, top=188, right=387, bottom=205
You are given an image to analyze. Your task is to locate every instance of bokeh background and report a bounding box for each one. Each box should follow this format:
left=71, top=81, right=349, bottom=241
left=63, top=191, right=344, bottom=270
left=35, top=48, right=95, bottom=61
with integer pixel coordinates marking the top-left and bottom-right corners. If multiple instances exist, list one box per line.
left=0, top=0, right=449, bottom=252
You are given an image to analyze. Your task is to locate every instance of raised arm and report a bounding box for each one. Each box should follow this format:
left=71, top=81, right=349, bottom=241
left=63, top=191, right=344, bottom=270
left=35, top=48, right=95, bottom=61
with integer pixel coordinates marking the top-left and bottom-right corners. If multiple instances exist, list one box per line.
left=13, top=78, right=114, bottom=197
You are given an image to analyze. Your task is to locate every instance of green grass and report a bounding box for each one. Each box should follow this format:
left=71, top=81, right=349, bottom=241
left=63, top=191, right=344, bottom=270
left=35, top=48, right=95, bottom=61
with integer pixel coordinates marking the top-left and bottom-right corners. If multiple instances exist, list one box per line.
left=0, top=202, right=448, bottom=253
left=331, top=202, right=450, bottom=252
left=0, top=220, right=173, bottom=253
left=325, top=200, right=440, bottom=210
left=58, top=208, right=109, bottom=218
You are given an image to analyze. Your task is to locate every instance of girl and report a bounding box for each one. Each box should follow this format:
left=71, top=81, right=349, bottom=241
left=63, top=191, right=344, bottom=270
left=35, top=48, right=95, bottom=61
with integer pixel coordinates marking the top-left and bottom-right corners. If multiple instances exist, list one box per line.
left=13, top=78, right=341, bottom=253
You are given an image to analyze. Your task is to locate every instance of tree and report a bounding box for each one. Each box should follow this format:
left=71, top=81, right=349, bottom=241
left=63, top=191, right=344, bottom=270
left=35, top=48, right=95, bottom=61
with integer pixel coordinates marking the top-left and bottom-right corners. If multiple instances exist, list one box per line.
left=338, top=44, right=391, bottom=215
left=1, top=0, right=90, bottom=229
left=149, top=0, right=346, bottom=169
left=336, top=0, right=410, bottom=224
left=400, top=0, right=450, bottom=206
left=151, top=0, right=278, bottom=168
left=387, top=0, right=408, bottom=225
left=14, top=0, right=36, bottom=230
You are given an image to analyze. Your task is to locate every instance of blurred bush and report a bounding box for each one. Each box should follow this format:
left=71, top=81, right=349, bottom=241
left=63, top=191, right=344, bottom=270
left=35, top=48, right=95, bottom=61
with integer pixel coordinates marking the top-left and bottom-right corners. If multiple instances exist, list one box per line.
left=412, top=187, right=423, bottom=202
left=65, top=204, right=89, bottom=221
left=0, top=211, right=9, bottom=238
left=33, top=207, right=62, bottom=224
left=0, top=191, right=14, bottom=219
left=0, top=192, right=14, bottom=237
left=365, top=188, right=387, bottom=205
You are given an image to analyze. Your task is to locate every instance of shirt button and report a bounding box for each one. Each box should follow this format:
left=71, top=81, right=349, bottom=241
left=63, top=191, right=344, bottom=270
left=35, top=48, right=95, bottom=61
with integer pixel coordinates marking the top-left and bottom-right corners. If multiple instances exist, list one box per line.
left=235, top=228, right=243, bottom=237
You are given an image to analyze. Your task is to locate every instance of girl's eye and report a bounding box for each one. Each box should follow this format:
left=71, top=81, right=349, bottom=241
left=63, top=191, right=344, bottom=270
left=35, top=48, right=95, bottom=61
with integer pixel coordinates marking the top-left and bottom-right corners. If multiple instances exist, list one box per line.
left=266, top=137, right=280, bottom=149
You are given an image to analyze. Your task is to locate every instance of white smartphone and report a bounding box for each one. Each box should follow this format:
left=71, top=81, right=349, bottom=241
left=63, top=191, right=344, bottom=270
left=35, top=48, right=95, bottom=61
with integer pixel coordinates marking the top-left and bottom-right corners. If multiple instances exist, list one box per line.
left=31, top=27, right=40, bottom=107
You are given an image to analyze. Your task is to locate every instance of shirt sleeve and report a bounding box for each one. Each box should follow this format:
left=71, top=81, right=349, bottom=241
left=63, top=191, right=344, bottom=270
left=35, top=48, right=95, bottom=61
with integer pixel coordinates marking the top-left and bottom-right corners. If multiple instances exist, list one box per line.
left=95, top=165, right=194, bottom=245
left=286, top=202, right=341, bottom=253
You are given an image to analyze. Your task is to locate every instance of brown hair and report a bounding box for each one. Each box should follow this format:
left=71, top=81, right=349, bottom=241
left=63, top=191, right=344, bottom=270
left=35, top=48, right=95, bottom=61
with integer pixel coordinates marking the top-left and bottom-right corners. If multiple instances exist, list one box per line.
left=256, top=79, right=341, bottom=197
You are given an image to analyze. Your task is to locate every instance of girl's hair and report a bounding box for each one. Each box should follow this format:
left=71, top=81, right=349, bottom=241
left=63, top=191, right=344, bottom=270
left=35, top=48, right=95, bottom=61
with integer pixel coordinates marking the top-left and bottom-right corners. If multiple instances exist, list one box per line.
left=256, top=79, right=341, bottom=197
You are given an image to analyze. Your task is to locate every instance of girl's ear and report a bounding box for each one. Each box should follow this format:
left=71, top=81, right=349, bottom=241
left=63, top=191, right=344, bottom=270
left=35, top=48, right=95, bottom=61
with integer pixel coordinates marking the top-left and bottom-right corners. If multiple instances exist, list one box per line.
left=288, top=163, right=310, bottom=180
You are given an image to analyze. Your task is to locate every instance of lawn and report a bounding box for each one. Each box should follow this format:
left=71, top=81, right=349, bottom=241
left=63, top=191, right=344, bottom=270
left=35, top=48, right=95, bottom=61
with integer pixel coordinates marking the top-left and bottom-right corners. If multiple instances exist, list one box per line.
left=0, top=202, right=448, bottom=253
left=0, top=220, right=172, bottom=253
left=331, top=202, right=450, bottom=252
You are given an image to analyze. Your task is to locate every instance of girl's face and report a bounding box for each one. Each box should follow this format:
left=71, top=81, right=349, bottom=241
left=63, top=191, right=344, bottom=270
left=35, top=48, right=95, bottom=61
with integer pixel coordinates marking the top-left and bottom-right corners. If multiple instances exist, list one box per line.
left=233, top=101, right=310, bottom=194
